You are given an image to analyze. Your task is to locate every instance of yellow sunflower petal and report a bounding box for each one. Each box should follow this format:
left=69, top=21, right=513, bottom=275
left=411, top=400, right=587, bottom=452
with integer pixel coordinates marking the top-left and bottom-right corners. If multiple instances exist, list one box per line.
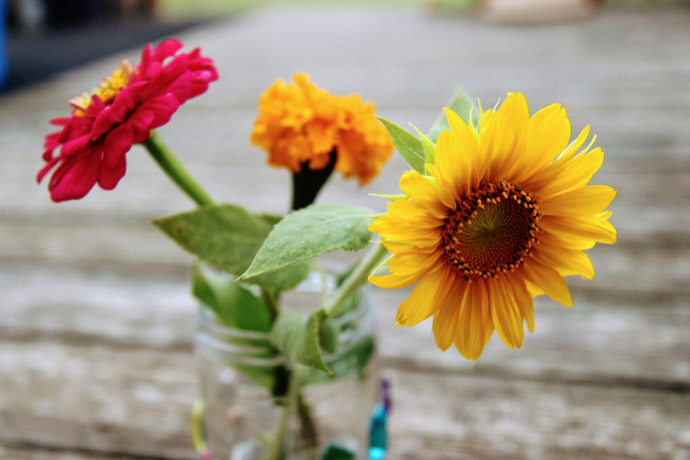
left=489, top=275, right=525, bottom=349
left=522, top=103, right=570, bottom=173
left=396, top=265, right=453, bottom=326
left=538, top=231, right=596, bottom=251
left=512, top=279, right=535, bottom=333
left=519, top=124, right=592, bottom=190
left=432, top=283, right=468, bottom=351
left=454, top=279, right=492, bottom=359
left=398, top=171, right=447, bottom=218
left=369, top=215, right=442, bottom=248
left=389, top=249, right=443, bottom=277
left=521, top=259, right=573, bottom=307
left=381, top=240, right=436, bottom=255
left=488, top=93, right=530, bottom=181
left=478, top=93, right=530, bottom=183
left=537, top=147, right=604, bottom=198
left=535, top=246, right=595, bottom=280
left=541, top=184, right=617, bottom=216
left=426, top=163, right=461, bottom=206
left=439, top=109, right=476, bottom=193
left=540, top=214, right=617, bottom=245
left=388, top=198, right=443, bottom=226
left=369, top=271, right=422, bottom=289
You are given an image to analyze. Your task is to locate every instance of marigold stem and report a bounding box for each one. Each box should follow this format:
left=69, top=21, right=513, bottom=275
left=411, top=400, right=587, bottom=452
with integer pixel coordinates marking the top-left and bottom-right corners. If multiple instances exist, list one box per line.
left=143, top=131, right=215, bottom=207
left=325, top=242, right=389, bottom=318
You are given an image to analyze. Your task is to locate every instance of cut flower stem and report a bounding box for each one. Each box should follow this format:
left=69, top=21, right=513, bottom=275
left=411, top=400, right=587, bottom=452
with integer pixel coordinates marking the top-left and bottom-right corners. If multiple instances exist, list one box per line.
left=143, top=131, right=216, bottom=207
left=326, top=242, right=389, bottom=318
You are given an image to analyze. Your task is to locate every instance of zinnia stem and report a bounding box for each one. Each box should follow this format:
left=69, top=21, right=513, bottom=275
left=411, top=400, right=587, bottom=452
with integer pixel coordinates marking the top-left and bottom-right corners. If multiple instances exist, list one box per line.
left=325, top=242, right=389, bottom=318
left=142, top=131, right=215, bottom=207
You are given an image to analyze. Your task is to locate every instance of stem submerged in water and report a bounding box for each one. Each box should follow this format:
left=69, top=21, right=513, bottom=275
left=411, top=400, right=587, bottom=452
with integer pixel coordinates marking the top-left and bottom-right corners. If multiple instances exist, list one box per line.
left=264, top=369, right=305, bottom=460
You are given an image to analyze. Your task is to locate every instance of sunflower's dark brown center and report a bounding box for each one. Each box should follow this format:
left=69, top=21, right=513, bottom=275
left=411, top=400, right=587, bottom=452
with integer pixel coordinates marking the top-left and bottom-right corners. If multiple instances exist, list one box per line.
left=441, top=181, right=540, bottom=280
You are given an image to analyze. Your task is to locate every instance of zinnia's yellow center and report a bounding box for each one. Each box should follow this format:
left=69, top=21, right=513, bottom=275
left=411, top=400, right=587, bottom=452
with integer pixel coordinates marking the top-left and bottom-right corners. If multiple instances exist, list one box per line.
left=441, top=181, right=540, bottom=280
left=70, top=60, right=132, bottom=117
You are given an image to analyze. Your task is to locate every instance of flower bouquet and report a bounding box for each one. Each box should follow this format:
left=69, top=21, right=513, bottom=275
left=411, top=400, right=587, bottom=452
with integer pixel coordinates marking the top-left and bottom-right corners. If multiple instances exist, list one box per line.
left=37, top=39, right=616, bottom=460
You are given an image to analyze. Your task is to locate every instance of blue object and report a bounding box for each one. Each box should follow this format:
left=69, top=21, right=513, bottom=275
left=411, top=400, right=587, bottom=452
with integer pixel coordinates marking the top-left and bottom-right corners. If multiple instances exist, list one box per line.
left=0, top=0, right=7, bottom=88
left=368, top=378, right=392, bottom=460
left=368, top=403, right=388, bottom=460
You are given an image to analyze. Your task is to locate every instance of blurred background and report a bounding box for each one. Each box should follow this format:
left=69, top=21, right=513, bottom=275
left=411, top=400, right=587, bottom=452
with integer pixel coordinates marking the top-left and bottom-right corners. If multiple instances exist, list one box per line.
left=1, top=0, right=688, bottom=91
left=1, top=1, right=689, bottom=459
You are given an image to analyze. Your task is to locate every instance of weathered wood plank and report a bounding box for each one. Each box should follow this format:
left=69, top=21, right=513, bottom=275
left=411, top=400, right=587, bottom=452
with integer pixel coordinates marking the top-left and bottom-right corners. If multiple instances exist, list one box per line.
left=0, top=445, right=147, bottom=460
left=386, top=367, right=690, bottom=460
left=1, top=258, right=688, bottom=385
left=0, top=344, right=197, bottom=460
left=1, top=343, right=689, bottom=460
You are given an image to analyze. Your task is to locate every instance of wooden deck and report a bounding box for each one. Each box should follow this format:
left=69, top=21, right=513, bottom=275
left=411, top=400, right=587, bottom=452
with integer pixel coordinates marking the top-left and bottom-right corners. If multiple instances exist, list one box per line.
left=1, top=5, right=689, bottom=460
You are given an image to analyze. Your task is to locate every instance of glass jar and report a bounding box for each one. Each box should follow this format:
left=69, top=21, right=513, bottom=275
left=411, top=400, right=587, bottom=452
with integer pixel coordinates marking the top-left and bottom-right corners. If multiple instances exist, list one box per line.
left=195, top=270, right=379, bottom=460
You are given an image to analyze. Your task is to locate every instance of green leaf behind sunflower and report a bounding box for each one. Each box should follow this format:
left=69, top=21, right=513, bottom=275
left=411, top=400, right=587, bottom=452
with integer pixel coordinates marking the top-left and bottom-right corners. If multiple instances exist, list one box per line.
left=375, top=116, right=425, bottom=174
left=427, top=86, right=480, bottom=143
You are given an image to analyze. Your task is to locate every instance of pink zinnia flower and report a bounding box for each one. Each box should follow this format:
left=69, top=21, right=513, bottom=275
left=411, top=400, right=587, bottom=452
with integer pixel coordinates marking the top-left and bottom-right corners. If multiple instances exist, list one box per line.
left=38, top=39, right=218, bottom=202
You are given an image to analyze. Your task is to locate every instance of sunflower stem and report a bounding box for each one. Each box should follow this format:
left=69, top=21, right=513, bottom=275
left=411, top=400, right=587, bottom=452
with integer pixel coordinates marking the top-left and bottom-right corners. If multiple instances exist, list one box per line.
left=143, top=131, right=215, bottom=207
left=325, top=242, right=389, bottom=318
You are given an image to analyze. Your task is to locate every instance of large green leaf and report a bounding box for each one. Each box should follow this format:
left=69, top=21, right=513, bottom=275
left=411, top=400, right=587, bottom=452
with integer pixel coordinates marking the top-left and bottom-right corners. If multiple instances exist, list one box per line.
left=154, top=204, right=310, bottom=291
left=192, top=263, right=272, bottom=332
left=272, top=309, right=332, bottom=374
left=376, top=116, right=425, bottom=173
left=239, top=204, right=373, bottom=282
left=427, top=87, right=480, bottom=142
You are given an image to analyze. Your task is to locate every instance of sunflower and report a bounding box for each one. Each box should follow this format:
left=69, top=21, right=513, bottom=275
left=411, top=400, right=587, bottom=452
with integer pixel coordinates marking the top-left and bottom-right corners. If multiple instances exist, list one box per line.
left=250, top=73, right=393, bottom=185
left=369, top=93, right=617, bottom=359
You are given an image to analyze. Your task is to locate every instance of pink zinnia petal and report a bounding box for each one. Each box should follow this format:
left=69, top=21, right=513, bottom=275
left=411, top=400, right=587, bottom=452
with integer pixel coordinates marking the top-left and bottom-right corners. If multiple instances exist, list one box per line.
left=104, top=124, right=134, bottom=168
left=140, top=93, right=180, bottom=128
left=151, top=39, right=183, bottom=62
left=49, top=151, right=101, bottom=202
left=61, top=134, right=91, bottom=156
left=127, top=109, right=156, bottom=142
left=49, top=117, right=72, bottom=126
left=99, top=156, right=127, bottom=190
left=160, top=71, right=194, bottom=105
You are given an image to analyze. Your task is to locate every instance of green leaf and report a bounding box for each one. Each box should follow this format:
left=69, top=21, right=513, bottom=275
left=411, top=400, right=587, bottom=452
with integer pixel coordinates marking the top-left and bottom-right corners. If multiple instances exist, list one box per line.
left=192, top=264, right=272, bottom=332
left=427, top=87, right=480, bottom=142
left=376, top=116, right=425, bottom=173
left=272, top=309, right=332, bottom=374
left=304, top=336, right=375, bottom=387
left=369, top=193, right=408, bottom=201
left=319, top=320, right=339, bottom=354
left=410, top=123, right=436, bottom=167
left=321, top=445, right=356, bottom=460
left=239, top=204, right=373, bottom=282
left=154, top=204, right=310, bottom=291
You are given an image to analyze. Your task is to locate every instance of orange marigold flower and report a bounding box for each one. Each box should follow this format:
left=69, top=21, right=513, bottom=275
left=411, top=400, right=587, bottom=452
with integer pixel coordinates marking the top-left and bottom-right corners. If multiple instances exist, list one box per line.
left=250, top=73, right=393, bottom=185
left=369, top=93, right=617, bottom=360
